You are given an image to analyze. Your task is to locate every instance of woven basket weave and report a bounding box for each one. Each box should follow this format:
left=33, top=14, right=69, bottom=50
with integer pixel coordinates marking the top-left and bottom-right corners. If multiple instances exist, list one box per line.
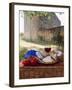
left=19, top=62, right=64, bottom=79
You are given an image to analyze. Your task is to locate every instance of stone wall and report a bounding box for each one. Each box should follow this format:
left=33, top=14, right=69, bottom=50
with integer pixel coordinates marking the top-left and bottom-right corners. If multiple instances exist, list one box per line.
left=24, top=14, right=39, bottom=41
left=38, top=26, right=64, bottom=42
left=24, top=13, right=63, bottom=43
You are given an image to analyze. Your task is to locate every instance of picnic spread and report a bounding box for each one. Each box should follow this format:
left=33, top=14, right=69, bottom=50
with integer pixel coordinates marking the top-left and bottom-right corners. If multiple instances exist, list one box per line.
left=19, top=48, right=64, bottom=67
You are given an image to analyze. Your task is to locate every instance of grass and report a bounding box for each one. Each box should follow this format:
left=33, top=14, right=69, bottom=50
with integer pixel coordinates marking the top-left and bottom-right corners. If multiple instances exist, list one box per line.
left=19, top=48, right=27, bottom=61
left=22, top=38, right=64, bottom=48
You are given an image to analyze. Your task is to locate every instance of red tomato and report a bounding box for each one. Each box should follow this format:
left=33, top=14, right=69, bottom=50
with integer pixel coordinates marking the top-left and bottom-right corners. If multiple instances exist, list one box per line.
left=20, top=56, right=40, bottom=66
left=29, top=57, right=39, bottom=66
left=22, top=60, right=31, bottom=66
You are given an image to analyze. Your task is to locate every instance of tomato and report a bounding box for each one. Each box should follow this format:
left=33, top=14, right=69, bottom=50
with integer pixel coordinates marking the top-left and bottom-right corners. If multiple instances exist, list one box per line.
left=29, top=57, right=39, bottom=66
left=20, top=56, right=40, bottom=66
left=22, top=60, right=31, bottom=66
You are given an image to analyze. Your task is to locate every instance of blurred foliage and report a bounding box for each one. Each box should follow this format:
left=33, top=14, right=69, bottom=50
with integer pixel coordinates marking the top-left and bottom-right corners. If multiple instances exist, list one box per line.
left=24, top=11, right=55, bottom=19
left=19, top=48, right=27, bottom=61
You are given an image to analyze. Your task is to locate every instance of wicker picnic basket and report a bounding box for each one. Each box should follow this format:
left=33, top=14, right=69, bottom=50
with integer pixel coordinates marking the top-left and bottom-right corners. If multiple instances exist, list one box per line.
left=19, top=62, right=64, bottom=79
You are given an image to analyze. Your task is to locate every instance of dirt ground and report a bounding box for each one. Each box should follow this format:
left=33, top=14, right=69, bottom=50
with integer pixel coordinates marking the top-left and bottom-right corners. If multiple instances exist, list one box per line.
left=20, top=37, right=58, bottom=51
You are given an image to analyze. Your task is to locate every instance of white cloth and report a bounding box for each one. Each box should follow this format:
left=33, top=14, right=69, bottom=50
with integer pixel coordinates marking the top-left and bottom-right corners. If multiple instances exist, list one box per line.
left=36, top=51, right=43, bottom=59
left=42, top=56, right=54, bottom=63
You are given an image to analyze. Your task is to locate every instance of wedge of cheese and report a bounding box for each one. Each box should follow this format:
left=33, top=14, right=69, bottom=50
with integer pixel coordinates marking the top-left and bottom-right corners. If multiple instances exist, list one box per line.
left=42, top=55, right=56, bottom=64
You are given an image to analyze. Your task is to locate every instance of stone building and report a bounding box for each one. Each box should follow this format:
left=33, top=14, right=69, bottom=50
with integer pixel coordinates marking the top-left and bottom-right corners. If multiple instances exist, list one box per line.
left=23, top=12, right=64, bottom=43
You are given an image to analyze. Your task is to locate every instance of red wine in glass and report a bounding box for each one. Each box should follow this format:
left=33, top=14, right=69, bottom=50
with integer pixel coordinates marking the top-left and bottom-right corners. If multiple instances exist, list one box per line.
left=45, top=48, right=51, bottom=53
